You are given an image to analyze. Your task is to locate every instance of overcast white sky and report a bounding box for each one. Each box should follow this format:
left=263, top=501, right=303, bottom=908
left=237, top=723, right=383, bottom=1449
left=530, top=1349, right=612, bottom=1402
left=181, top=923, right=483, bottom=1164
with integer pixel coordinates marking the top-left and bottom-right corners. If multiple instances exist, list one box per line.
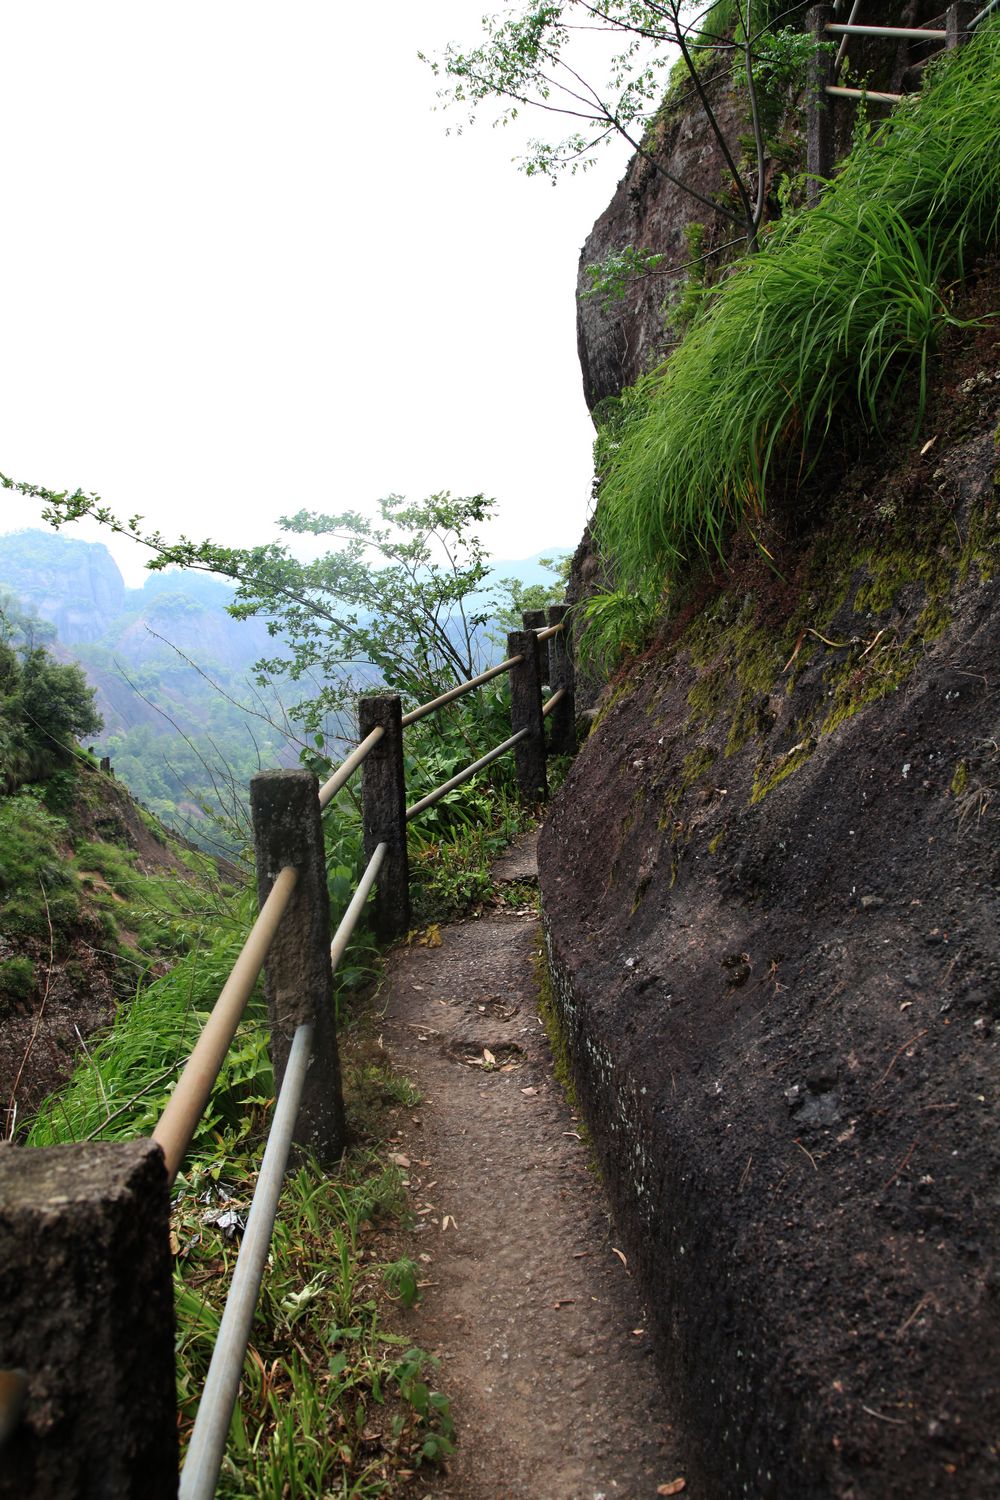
left=0, top=1, right=636, bottom=587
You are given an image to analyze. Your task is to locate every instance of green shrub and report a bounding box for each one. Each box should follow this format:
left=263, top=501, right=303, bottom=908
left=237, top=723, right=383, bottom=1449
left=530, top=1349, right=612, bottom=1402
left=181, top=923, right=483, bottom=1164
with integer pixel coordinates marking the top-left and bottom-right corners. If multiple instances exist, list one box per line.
left=0, top=956, right=35, bottom=1005
left=598, top=20, right=1000, bottom=596
left=74, top=838, right=135, bottom=891
left=0, top=792, right=82, bottom=945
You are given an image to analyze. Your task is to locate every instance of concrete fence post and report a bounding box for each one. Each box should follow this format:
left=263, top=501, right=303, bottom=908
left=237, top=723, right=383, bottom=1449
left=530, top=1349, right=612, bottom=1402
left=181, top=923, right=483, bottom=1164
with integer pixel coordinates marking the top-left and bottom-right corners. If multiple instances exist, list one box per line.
left=547, top=605, right=578, bottom=757
left=251, top=768, right=346, bottom=1163
left=507, top=630, right=548, bottom=803
left=946, top=1, right=975, bottom=47
left=0, top=1140, right=178, bottom=1499
left=807, top=4, right=835, bottom=203
left=357, top=694, right=410, bottom=941
left=521, top=609, right=550, bottom=687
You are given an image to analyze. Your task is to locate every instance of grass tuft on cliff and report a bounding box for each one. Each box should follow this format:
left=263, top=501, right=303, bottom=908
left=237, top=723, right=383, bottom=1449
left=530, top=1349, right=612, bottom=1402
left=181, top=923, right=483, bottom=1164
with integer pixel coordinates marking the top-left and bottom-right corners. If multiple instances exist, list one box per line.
left=595, top=19, right=1000, bottom=601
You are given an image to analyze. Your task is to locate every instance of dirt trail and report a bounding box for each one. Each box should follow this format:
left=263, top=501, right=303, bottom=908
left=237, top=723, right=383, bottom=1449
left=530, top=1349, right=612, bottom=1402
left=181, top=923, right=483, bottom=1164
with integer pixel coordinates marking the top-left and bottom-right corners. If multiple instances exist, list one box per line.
left=381, top=832, right=686, bottom=1500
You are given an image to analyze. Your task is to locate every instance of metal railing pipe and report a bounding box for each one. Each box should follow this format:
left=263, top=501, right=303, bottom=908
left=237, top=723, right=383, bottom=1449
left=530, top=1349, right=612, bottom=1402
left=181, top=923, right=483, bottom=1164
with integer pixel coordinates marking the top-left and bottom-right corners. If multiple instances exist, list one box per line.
left=153, top=864, right=299, bottom=1184
left=542, top=686, right=567, bottom=718
left=178, top=1021, right=314, bottom=1500
left=405, top=729, right=529, bottom=822
left=972, top=0, right=1000, bottom=24
left=330, top=842, right=387, bottom=970
left=825, top=84, right=903, bottom=101
left=318, top=726, right=384, bottom=810
left=826, top=22, right=946, bottom=37
left=400, top=655, right=523, bottom=728
left=535, top=622, right=563, bottom=643
left=834, top=0, right=862, bottom=68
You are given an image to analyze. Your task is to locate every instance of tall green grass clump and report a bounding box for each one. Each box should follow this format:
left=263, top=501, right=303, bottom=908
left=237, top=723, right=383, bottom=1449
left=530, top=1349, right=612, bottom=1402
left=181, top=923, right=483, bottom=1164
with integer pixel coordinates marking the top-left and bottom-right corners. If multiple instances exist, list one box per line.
left=26, top=902, right=271, bottom=1148
left=598, top=20, right=1000, bottom=597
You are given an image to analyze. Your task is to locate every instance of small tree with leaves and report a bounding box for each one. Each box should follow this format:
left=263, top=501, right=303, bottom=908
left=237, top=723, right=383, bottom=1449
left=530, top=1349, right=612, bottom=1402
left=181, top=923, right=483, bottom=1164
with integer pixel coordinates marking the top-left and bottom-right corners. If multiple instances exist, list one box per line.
left=423, top=1, right=818, bottom=258
left=0, top=601, right=102, bottom=789
left=0, top=475, right=539, bottom=742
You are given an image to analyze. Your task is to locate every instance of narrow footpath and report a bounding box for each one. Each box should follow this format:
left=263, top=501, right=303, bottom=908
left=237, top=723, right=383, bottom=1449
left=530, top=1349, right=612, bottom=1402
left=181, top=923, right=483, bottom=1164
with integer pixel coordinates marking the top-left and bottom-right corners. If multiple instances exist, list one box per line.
left=380, top=832, right=687, bottom=1500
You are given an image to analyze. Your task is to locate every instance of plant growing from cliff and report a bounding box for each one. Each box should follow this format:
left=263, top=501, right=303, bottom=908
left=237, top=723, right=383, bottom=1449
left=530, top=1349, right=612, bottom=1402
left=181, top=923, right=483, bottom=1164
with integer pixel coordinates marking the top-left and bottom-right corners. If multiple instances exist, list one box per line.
left=422, top=0, right=811, bottom=254
left=593, top=19, right=1000, bottom=595
left=583, top=245, right=667, bottom=304
left=578, top=581, right=661, bottom=672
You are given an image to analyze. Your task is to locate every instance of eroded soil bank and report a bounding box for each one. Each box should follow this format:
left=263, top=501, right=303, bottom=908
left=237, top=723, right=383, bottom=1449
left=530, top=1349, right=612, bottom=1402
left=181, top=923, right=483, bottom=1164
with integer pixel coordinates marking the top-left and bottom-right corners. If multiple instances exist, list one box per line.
left=539, top=318, right=1000, bottom=1495
left=380, top=843, right=687, bottom=1499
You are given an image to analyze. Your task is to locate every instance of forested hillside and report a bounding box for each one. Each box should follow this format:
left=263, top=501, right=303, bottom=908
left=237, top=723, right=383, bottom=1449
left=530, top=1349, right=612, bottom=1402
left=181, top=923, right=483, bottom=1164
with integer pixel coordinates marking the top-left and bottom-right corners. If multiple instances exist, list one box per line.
left=0, top=527, right=565, bottom=853
left=0, top=531, right=297, bottom=851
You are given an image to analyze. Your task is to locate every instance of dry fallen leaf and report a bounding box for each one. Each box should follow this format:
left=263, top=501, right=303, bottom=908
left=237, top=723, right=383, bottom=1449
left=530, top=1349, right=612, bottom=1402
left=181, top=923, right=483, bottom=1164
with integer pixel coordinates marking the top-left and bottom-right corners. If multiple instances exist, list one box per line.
left=389, top=1153, right=410, bottom=1169
left=612, top=1247, right=628, bottom=1267
left=657, top=1480, right=686, bottom=1496
left=920, top=435, right=938, bottom=456
left=521, top=1086, right=538, bottom=1097
left=483, top=1048, right=496, bottom=1066
left=632, top=1327, right=645, bottom=1336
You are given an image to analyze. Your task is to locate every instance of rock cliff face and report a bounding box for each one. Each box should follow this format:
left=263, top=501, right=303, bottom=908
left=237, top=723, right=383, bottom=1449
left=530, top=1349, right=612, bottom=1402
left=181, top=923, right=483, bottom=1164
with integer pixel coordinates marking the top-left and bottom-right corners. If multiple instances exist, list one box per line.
left=576, top=93, right=743, bottom=408
left=0, top=531, right=125, bottom=643
left=545, top=39, right=1000, bottom=1499
left=545, top=276, right=1000, bottom=1499
left=0, top=531, right=274, bottom=736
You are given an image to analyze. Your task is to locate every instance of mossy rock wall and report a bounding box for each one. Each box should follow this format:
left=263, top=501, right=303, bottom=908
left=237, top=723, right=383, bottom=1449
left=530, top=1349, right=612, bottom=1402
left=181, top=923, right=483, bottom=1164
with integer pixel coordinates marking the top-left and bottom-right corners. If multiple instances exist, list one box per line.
left=540, top=346, right=1000, bottom=1494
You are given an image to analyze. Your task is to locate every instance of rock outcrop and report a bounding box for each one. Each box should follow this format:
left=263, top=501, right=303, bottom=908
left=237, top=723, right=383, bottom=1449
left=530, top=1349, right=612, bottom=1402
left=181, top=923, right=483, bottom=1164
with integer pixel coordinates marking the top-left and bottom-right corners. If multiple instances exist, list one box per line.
left=0, top=530, right=125, bottom=643
left=546, top=21, right=1000, bottom=1493
left=545, top=275, right=1000, bottom=1498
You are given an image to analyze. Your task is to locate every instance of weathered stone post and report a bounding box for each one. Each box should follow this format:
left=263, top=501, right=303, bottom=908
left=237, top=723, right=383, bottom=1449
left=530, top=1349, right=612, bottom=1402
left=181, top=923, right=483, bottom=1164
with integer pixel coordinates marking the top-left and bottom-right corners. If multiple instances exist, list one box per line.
left=0, top=1140, right=178, bottom=1499
left=251, top=768, right=345, bottom=1163
left=358, top=694, right=410, bottom=940
left=807, top=4, right=835, bottom=203
left=546, top=604, right=578, bottom=757
left=507, top=630, right=548, bottom=803
left=946, top=1, right=975, bottom=48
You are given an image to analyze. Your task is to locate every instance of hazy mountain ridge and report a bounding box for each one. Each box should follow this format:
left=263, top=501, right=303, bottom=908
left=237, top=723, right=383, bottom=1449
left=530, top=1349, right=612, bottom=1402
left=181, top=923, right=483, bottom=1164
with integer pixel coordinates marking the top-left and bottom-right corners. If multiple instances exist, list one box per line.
left=0, top=528, right=569, bottom=849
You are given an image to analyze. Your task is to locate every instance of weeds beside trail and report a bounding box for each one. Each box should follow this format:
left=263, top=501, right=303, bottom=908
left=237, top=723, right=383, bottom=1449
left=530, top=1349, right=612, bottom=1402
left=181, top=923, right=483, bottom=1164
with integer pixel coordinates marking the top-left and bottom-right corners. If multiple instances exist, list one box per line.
left=16, top=675, right=545, bottom=1492
left=171, top=1130, right=454, bottom=1497
left=26, top=904, right=454, bottom=1497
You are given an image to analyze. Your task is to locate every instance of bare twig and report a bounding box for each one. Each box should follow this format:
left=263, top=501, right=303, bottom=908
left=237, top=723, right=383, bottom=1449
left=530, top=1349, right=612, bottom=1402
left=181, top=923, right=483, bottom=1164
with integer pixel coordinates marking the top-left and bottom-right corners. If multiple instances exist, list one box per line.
left=862, top=1404, right=908, bottom=1426
left=876, top=1029, right=929, bottom=1088
left=793, top=1138, right=819, bottom=1171
left=880, top=1138, right=919, bottom=1194
left=73, top=1023, right=110, bottom=1118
